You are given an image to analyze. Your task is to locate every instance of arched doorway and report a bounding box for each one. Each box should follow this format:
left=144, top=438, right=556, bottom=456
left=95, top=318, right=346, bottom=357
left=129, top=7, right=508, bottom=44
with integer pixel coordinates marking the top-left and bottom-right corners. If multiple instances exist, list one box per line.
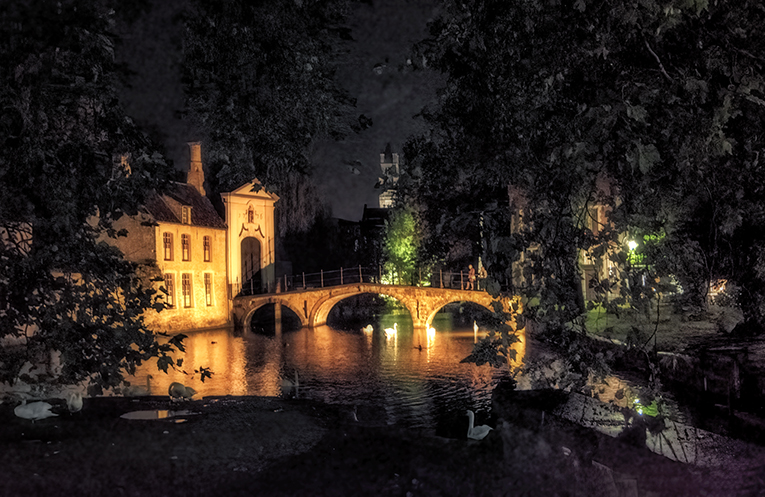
left=241, top=237, right=261, bottom=293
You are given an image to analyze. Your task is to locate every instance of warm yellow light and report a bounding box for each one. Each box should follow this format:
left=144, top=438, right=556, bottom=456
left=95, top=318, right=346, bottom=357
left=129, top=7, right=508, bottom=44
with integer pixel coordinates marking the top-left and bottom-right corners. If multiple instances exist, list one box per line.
left=628, top=240, right=638, bottom=251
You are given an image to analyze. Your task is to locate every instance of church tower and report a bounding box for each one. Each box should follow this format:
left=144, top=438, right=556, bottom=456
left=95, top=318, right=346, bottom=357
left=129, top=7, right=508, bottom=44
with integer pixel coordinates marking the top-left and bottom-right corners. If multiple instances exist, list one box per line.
left=378, top=143, right=399, bottom=208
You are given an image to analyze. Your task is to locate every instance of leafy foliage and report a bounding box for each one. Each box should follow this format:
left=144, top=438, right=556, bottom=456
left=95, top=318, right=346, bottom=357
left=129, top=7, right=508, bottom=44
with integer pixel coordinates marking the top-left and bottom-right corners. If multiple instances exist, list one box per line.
left=0, top=0, right=183, bottom=392
left=404, top=0, right=765, bottom=350
left=182, top=0, right=360, bottom=234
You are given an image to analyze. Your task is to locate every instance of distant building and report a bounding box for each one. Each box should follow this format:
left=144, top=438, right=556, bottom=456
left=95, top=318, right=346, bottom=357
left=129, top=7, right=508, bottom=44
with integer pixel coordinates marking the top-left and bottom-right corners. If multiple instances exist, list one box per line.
left=361, top=204, right=389, bottom=268
left=378, top=143, right=399, bottom=208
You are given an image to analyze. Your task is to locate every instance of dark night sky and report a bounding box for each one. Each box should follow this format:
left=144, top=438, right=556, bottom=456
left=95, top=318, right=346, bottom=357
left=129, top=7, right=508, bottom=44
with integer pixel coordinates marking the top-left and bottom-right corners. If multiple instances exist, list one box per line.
left=116, top=0, right=442, bottom=221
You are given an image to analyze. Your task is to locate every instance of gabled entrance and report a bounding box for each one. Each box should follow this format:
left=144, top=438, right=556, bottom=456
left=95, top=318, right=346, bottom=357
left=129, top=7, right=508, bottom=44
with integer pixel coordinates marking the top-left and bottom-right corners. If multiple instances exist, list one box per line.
left=221, top=180, right=279, bottom=296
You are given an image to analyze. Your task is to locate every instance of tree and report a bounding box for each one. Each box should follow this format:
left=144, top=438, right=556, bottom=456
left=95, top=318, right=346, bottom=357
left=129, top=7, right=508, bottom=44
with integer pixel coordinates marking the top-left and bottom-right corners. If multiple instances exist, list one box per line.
left=406, top=0, right=765, bottom=339
left=182, top=0, right=361, bottom=234
left=382, top=205, right=422, bottom=285
left=0, top=0, right=184, bottom=394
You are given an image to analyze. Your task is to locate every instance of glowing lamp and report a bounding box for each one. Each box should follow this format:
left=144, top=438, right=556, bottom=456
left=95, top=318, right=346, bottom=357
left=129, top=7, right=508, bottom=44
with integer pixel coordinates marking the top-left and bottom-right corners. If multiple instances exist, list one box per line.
left=628, top=240, right=638, bottom=251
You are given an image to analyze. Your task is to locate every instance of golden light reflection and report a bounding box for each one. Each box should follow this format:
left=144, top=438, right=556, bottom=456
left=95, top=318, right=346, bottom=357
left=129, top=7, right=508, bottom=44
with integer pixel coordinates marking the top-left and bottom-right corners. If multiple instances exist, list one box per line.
left=133, top=328, right=248, bottom=398
left=510, top=326, right=526, bottom=367
left=426, top=325, right=436, bottom=362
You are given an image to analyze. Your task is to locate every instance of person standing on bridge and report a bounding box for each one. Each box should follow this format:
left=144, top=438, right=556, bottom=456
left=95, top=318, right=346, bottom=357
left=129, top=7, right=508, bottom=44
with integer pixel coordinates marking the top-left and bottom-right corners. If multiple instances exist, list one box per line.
left=477, top=264, right=487, bottom=290
left=467, top=264, right=476, bottom=290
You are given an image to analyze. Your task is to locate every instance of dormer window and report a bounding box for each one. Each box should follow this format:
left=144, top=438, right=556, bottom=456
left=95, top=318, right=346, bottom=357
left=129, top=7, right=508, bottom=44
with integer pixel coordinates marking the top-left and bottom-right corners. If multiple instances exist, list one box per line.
left=182, top=206, right=192, bottom=225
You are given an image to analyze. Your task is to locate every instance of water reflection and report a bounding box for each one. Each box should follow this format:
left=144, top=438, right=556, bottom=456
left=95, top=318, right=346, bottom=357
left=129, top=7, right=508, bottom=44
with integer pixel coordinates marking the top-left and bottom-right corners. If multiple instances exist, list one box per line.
left=133, top=317, right=526, bottom=430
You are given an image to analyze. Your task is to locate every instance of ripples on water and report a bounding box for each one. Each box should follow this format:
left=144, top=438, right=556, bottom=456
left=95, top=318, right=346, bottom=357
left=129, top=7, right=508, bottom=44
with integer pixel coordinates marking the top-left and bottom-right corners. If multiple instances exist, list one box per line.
left=132, top=314, right=524, bottom=432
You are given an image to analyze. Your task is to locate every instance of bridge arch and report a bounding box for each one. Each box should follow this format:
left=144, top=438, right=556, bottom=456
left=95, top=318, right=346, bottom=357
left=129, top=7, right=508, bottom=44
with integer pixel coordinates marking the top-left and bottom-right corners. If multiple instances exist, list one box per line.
left=309, top=289, right=417, bottom=329
left=422, top=299, right=495, bottom=331
left=241, top=299, right=307, bottom=332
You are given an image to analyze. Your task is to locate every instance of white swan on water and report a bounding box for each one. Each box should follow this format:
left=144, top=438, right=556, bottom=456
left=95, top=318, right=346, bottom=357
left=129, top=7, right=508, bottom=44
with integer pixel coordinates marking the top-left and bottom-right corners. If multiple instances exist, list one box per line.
left=66, top=392, right=83, bottom=413
left=281, top=370, right=299, bottom=398
left=362, top=324, right=373, bottom=333
left=384, top=323, right=397, bottom=338
left=467, top=410, right=493, bottom=440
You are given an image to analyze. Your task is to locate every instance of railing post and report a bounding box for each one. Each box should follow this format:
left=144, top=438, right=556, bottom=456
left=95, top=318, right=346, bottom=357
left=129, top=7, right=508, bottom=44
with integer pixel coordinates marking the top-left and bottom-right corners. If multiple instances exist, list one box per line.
left=284, top=274, right=288, bottom=292
left=440, top=269, right=443, bottom=288
left=250, top=278, right=254, bottom=295
left=302, top=272, right=306, bottom=289
left=321, top=269, right=324, bottom=288
left=461, top=271, right=464, bottom=290
left=341, top=267, right=343, bottom=285
left=379, top=265, right=382, bottom=284
left=359, top=265, right=362, bottom=283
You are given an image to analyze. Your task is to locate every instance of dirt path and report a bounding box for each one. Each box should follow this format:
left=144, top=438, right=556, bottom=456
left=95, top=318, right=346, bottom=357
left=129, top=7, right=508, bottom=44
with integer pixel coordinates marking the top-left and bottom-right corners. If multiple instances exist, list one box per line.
left=2, top=394, right=763, bottom=496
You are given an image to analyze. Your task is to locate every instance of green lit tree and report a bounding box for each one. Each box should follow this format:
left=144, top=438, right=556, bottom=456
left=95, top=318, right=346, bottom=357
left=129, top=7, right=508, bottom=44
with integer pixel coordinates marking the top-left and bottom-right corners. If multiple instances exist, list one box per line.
left=382, top=206, right=421, bottom=285
left=0, top=0, right=185, bottom=394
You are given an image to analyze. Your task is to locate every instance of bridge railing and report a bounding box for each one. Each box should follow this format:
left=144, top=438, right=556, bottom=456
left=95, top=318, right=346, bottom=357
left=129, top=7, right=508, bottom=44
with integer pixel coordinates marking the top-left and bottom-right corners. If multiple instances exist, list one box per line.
left=237, top=265, right=489, bottom=297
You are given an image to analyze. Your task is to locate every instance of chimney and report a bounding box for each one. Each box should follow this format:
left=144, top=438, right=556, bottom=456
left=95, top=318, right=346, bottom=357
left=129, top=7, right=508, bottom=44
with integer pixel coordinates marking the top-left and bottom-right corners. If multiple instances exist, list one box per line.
left=187, top=141, right=205, bottom=196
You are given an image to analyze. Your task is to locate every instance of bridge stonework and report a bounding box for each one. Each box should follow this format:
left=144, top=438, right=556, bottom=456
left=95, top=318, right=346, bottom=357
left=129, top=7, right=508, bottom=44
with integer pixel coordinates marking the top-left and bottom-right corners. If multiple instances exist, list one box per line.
left=232, top=284, right=521, bottom=331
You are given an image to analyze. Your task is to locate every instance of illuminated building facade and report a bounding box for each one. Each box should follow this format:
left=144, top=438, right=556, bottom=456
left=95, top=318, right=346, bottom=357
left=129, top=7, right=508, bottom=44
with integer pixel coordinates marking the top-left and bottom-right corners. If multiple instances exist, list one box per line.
left=221, top=181, right=279, bottom=296
left=111, top=143, right=229, bottom=332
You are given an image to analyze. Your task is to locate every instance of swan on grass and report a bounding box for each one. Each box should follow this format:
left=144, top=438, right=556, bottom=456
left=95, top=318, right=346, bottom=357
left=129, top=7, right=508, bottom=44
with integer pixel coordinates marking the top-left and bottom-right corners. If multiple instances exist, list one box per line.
left=168, top=382, right=197, bottom=401
left=384, top=323, right=397, bottom=338
left=66, top=392, right=83, bottom=413
left=123, top=374, right=153, bottom=397
left=14, top=400, right=58, bottom=422
left=466, top=410, right=493, bottom=440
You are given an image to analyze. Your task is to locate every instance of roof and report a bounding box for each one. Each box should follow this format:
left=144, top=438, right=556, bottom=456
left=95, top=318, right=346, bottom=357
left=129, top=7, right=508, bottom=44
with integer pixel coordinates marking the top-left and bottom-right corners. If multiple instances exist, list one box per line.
left=144, top=182, right=226, bottom=229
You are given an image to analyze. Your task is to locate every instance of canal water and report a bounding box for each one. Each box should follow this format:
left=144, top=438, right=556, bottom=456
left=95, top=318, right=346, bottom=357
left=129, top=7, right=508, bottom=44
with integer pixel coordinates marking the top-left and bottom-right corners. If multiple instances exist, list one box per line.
left=133, top=305, right=523, bottom=433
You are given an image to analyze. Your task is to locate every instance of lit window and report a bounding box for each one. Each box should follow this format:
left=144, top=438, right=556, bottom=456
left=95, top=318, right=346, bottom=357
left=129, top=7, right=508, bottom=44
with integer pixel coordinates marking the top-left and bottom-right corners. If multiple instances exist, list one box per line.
left=164, top=273, right=175, bottom=308
left=163, top=233, right=173, bottom=261
left=182, top=206, right=191, bottom=225
left=204, top=273, right=213, bottom=306
left=181, top=234, right=190, bottom=261
left=182, top=273, right=192, bottom=308
left=203, top=236, right=211, bottom=262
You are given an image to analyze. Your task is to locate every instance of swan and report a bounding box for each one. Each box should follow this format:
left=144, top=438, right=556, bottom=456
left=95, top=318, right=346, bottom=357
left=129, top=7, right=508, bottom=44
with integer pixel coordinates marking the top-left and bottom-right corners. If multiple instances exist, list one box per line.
left=280, top=371, right=299, bottom=398
left=384, top=323, right=397, bottom=338
left=123, top=374, right=153, bottom=397
left=14, top=400, right=58, bottom=422
left=467, top=410, right=493, bottom=440
left=362, top=324, right=373, bottom=333
left=168, top=382, right=197, bottom=401
left=66, top=392, right=83, bottom=413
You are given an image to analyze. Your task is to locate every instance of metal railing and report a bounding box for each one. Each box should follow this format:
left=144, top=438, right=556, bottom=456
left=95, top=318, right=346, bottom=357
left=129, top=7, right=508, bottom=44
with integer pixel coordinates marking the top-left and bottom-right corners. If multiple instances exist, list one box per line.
left=237, top=266, right=487, bottom=297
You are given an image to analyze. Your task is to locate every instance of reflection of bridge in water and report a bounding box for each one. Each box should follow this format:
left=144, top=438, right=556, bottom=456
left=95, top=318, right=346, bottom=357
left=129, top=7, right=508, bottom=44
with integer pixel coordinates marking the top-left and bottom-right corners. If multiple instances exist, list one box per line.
left=233, top=270, right=521, bottom=332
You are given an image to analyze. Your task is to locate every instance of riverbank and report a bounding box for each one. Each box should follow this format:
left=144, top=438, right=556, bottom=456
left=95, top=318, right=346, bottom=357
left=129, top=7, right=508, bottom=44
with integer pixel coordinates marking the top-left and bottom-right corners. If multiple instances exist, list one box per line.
left=2, top=391, right=765, bottom=496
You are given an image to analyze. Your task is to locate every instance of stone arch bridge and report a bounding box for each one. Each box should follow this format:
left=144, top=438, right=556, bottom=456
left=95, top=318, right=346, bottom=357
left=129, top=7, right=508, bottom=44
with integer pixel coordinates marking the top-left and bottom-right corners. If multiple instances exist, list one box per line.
left=232, top=283, right=521, bottom=332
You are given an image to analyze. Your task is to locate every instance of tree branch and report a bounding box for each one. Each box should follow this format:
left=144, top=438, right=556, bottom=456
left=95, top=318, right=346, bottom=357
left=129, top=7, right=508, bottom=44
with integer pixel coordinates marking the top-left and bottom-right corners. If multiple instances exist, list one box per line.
left=644, top=38, right=673, bottom=83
